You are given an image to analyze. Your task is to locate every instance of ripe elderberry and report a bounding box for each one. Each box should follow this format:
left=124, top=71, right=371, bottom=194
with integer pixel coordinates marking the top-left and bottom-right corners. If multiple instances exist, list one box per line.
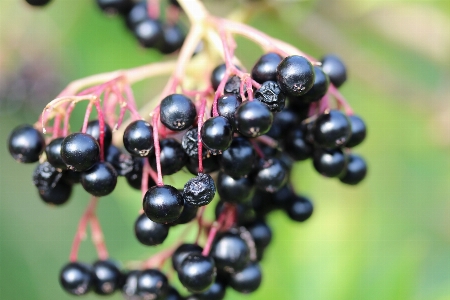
left=217, top=172, right=255, bottom=204
left=234, top=100, right=273, bottom=138
left=313, top=148, right=348, bottom=178
left=211, top=232, right=250, bottom=273
left=136, top=269, right=169, bottom=299
left=59, top=262, right=93, bottom=296
left=254, top=158, right=288, bottom=193
left=134, top=213, right=170, bottom=246
left=229, top=263, right=262, bottom=294
left=8, top=124, right=45, bottom=163
left=276, top=55, right=315, bottom=96
left=216, top=94, right=242, bottom=127
left=346, top=115, right=367, bottom=148
left=251, top=52, right=283, bottom=84
left=160, top=94, right=197, bottom=131
left=134, top=18, right=164, bottom=48
left=286, top=195, right=314, bottom=222
left=312, top=110, right=352, bottom=149
left=320, top=54, right=347, bottom=88
left=25, top=0, right=52, bottom=6
left=201, top=116, right=233, bottom=153
left=143, top=185, right=184, bottom=223
left=60, top=133, right=100, bottom=172
left=172, top=244, right=203, bottom=272
left=339, top=153, right=367, bottom=185
left=80, top=162, right=118, bottom=197
left=85, top=120, right=113, bottom=151
left=291, top=66, right=330, bottom=104
left=255, top=80, right=286, bottom=112
left=177, top=253, right=216, bottom=293
left=123, top=120, right=154, bottom=157
left=160, top=24, right=185, bottom=54
left=92, top=260, right=121, bottom=295
left=219, top=137, right=256, bottom=179
left=45, top=137, right=67, bottom=170
left=149, top=138, right=188, bottom=175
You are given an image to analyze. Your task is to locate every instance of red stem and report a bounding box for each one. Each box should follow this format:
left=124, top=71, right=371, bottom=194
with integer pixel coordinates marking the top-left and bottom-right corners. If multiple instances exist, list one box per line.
left=197, top=97, right=207, bottom=173
left=69, top=197, right=99, bottom=262
left=152, top=106, right=164, bottom=186
left=90, top=213, right=109, bottom=261
left=93, top=100, right=105, bottom=162
left=328, top=84, right=353, bottom=115
left=201, top=206, right=230, bottom=256
left=147, top=0, right=160, bottom=20
left=250, top=140, right=265, bottom=159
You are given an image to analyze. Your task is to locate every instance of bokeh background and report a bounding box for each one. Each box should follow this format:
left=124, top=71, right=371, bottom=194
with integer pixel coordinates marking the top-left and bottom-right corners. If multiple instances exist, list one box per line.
left=1, top=0, right=449, bottom=299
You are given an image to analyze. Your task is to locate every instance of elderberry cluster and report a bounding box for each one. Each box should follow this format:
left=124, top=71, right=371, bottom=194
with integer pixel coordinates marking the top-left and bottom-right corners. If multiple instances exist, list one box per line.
left=8, top=46, right=367, bottom=298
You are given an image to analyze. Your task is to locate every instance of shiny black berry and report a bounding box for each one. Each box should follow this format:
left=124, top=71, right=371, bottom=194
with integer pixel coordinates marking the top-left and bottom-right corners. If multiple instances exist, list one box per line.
left=160, top=24, right=185, bottom=54
left=81, top=162, right=118, bottom=197
left=211, top=232, right=250, bottom=273
left=178, top=253, right=216, bottom=293
left=134, top=18, right=164, bottom=48
left=136, top=269, right=169, bottom=300
left=172, top=201, right=199, bottom=225
left=346, top=115, right=367, bottom=148
left=62, top=169, right=82, bottom=185
left=123, top=120, right=154, bottom=157
left=246, top=220, right=272, bottom=252
left=186, top=155, right=220, bottom=175
left=191, top=280, right=227, bottom=300
left=45, top=138, right=67, bottom=169
left=105, top=145, right=134, bottom=176
left=234, top=100, right=273, bottom=138
left=219, top=137, right=256, bottom=178
left=125, top=157, right=155, bottom=190
left=265, top=107, right=298, bottom=140
left=166, top=286, right=184, bottom=300
left=291, top=66, right=330, bottom=104
left=8, top=124, right=45, bottom=163
left=160, top=94, right=197, bottom=131
left=276, top=55, right=315, bottom=96
left=172, top=244, right=203, bottom=272
left=321, top=54, right=347, bottom=88
left=96, top=0, right=134, bottom=15
left=85, top=120, right=113, bottom=152
left=251, top=52, right=283, bottom=84
left=92, top=260, right=121, bottom=295
left=38, top=179, right=72, bottom=205
left=217, top=172, right=255, bottom=204
left=339, top=153, right=367, bottom=185
left=59, top=262, right=93, bottom=295
left=286, top=195, right=313, bottom=222
left=313, top=148, right=348, bottom=177
left=229, top=263, right=262, bottom=294
left=134, top=213, right=169, bottom=246
left=313, top=110, right=351, bottom=149
left=61, top=133, right=99, bottom=172
left=143, top=185, right=184, bottom=223
left=201, top=116, right=233, bottom=153
left=284, top=127, right=313, bottom=161
left=25, top=0, right=51, bottom=6
left=255, top=81, right=286, bottom=112
left=126, top=1, right=147, bottom=29
left=149, top=138, right=187, bottom=175
left=121, top=270, right=140, bottom=297
left=254, top=158, right=288, bottom=193
left=183, top=173, right=216, bottom=207
left=216, top=94, right=242, bottom=127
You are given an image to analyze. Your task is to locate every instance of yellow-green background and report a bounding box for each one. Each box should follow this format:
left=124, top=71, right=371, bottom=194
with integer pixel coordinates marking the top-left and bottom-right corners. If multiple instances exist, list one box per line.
left=0, top=0, right=449, bottom=299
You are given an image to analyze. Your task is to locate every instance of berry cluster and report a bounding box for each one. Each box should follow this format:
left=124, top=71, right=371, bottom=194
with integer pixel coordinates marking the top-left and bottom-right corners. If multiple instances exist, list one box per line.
left=10, top=0, right=367, bottom=299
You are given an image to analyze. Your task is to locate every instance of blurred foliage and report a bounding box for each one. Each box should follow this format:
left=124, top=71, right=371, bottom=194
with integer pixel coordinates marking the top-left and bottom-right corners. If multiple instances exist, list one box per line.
left=0, top=0, right=449, bottom=299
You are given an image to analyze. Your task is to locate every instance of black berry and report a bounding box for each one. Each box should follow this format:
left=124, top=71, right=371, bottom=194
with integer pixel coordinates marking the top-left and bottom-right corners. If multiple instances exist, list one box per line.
left=25, top=0, right=51, bottom=6
left=313, top=110, right=352, bottom=149
left=8, top=124, right=45, bottom=163
left=216, top=94, right=242, bottom=127
left=81, top=162, right=118, bottom=197
left=172, top=243, right=203, bottom=272
left=149, top=138, right=188, bottom=175
left=346, top=115, right=367, bottom=148
left=45, top=138, right=67, bottom=170
left=251, top=52, right=283, bottom=84
left=255, top=81, right=286, bottom=112
left=178, top=253, right=216, bottom=293
left=84, top=120, right=113, bottom=152
left=182, top=127, right=201, bottom=158
left=228, top=263, right=262, bottom=294
left=186, top=155, right=220, bottom=175
left=136, top=269, right=169, bottom=300
left=183, top=173, right=216, bottom=207
left=320, top=54, right=347, bottom=88
left=211, top=232, right=250, bottom=273
left=284, top=127, right=313, bottom=161
left=134, top=213, right=170, bottom=246
left=254, top=158, right=288, bottom=193
left=143, top=185, right=184, bottom=223
left=160, top=24, right=185, bottom=54
left=217, top=172, right=255, bottom=204
left=123, top=120, right=154, bottom=157
left=92, top=260, right=121, bottom=295
left=134, top=18, right=164, bottom=48
left=313, top=148, right=348, bottom=177
left=286, top=195, right=313, bottom=222
left=59, top=262, right=93, bottom=295
left=219, top=137, right=256, bottom=179
left=61, top=133, right=99, bottom=172
left=276, top=55, right=315, bottom=96
left=291, top=66, right=329, bottom=104
left=339, top=153, right=367, bottom=185
left=234, top=100, right=273, bottom=138
left=160, top=94, right=197, bottom=131
left=201, top=116, right=233, bottom=153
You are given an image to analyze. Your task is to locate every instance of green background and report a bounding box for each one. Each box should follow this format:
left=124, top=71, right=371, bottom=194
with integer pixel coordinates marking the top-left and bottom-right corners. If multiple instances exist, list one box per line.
left=1, top=0, right=449, bottom=299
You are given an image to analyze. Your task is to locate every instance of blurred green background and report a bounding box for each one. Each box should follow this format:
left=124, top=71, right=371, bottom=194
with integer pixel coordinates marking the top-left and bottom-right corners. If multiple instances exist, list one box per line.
left=1, top=0, right=449, bottom=299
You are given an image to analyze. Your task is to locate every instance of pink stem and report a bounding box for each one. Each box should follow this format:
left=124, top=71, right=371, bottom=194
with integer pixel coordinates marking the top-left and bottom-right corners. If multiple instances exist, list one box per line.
left=52, top=113, right=62, bottom=139
left=62, top=102, right=76, bottom=137
left=93, top=100, right=106, bottom=161
left=141, top=159, right=151, bottom=199
left=69, top=197, right=99, bottom=262
left=328, top=85, right=353, bottom=115
left=90, top=213, right=109, bottom=261
left=197, top=97, right=207, bottom=173
left=308, top=102, right=318, bottom=117
left=123, top=83, right=141, bottom=120
left=202, top=207, right=228, bottom=256
left=81, top=101, right=95, bottom=133
left=152, top=106, right=164, bottom=186
left=319, top=95, right=330, bottom=113
left=250, top=140, right=265, bottom=159
left=147, top=0, right=160, bottom=20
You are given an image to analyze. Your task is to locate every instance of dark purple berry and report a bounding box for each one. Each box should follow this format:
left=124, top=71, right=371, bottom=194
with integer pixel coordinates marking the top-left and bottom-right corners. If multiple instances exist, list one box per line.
left=291, top=66, right=329, bottom=104
left=201, top=116, right=233, bottom=153
left=160, top=94, right=197, bottom=131
left=149, top=138, right=188, bottom=175
left=219, top=137, right=256, bottom=178
left=321, top=54, right=347, bottom=88
left=84, top=120, right=113, bottom=152
left=61, top=133, right=99, bottom=172
left=59, top=262, right=93, bottom=295
left=25, top=0, right=51, bottom=6
left=143, top=185, right=184, bottom=223
left=81, top=162, right=118, bottom=196
left=123, top=120, right=154, bottom=157
left=284, top=127, right=313, bottom=161
left=313, top=110, right=351, bottom=149
left=186, top=155, right=220, bottom=175
left=178, top=253, right=216, bottom=293
left=45, top=137, right=67, bottom=169
left=211, top=232, right=250, bottom=273
left=216, top=94, right=242, bottom=127
left=38, top=179, right=72, bottom=205
left=254, top=158, right=288, bottom=193
left=211, top=64, right=241, bottom=90
left=8, top=124, right=45, bottom=163
left=229, top=263, right=262, bottom=294
left=339, top=153, right=367, bottom=185
left=62, top=169, right=82, bottom=185
left=217, top=172, right=255, bottom=204
left=346, top=115, right=367, bottom=148
left=125, top=157, right=156, bottom=190
left=251, top=52, right=283, bottom=84
left=136, top=269, right=169, bottom=300
left=134, top=213, right=169, bottom=246
left=277, top=55, right=315, bottom=96
left=134, top=18, right=164, bottom=48
left=255, top=81, right=286, bottom=112
left=92, top=260, right=121, bottom=295
left=234, top=100, right=273, bottom=138
left=265, top=107, right=298, bottom=140
left=286, top=195, right=313, bottom=222
left=183, top=173, right=216, bottom=207
left=160, top=24, right=185, bottom=54
left=172, top=244, right=203, bottom=272
left=313, top=148, right=348, bottom=177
